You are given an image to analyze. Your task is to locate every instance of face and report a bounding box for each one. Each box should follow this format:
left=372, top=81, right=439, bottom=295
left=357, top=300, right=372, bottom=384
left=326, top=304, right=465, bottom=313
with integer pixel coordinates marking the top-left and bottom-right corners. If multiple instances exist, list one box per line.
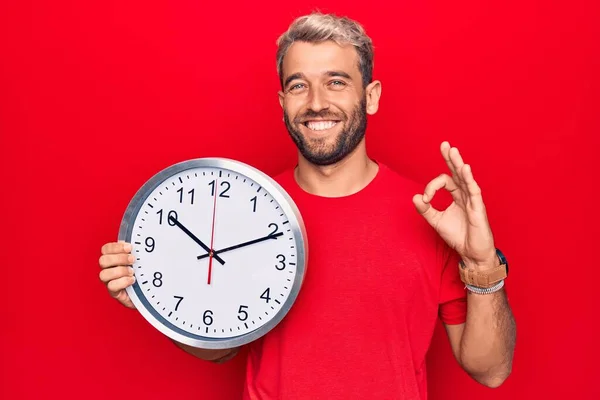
left=279, top=41, right=381, bottom=166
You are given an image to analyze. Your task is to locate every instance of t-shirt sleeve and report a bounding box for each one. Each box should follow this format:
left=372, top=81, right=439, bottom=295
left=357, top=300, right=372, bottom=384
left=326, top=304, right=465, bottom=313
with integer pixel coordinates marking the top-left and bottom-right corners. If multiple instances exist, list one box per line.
left=437, top=239, right=467, bottom=325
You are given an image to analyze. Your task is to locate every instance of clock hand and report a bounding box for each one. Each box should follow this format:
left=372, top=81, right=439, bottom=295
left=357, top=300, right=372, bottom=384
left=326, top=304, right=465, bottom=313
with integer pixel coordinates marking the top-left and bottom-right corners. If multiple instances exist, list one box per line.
left=168, top=215, right=226, bottom=265
left=196, top=232, right=284, bottom=260
left=207, top=180, right=219, bottom=285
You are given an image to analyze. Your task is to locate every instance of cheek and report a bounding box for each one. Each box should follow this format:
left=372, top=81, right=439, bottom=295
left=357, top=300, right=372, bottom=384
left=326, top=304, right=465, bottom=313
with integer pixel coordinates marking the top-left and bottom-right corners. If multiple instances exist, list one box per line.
left=330, top=94, right=360, bottom=115
left=283, top=98, right=305, bottom=117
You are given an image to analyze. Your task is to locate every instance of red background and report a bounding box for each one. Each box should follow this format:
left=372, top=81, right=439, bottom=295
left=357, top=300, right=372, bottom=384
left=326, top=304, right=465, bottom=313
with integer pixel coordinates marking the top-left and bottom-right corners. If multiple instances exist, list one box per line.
left=1, top=0, right=599, bottom=399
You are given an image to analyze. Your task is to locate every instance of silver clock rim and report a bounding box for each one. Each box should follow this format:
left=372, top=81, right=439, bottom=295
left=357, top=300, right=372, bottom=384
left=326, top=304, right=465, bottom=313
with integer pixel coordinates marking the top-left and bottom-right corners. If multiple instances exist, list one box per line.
left=118, top=157, right=308, bottom=350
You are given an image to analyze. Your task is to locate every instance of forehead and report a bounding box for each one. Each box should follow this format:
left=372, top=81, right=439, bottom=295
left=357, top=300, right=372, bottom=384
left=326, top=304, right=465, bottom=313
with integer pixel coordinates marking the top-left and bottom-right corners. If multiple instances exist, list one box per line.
left=282, top=41, right=360, bottom=80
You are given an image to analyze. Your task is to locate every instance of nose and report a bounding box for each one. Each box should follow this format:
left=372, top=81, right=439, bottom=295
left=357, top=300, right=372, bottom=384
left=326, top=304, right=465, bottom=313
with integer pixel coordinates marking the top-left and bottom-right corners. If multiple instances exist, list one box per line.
left=306, top=85, right=330, bottom=112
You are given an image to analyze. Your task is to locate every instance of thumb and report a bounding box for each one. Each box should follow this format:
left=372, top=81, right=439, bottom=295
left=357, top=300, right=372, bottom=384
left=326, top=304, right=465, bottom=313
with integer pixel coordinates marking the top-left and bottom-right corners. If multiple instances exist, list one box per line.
left=412, top=194, right=440, bottom=226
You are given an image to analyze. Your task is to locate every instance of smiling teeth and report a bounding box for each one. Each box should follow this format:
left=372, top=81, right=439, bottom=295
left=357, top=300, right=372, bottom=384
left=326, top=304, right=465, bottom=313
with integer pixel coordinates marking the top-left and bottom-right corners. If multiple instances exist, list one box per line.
left=306, top=121, right=337, bottom=131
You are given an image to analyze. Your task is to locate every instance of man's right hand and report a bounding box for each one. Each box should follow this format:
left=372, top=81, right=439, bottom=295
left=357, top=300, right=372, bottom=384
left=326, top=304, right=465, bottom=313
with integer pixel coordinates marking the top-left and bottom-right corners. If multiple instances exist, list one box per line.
left=98, top=241, right=136, bottom=309
left=97, top=240, right=240, bottom=362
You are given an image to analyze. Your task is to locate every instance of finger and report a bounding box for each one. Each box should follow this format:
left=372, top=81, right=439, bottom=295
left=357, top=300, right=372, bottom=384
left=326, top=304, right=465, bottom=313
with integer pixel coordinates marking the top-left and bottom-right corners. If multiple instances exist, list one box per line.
left=448, top=146, right=467, bottom=184
left=114, top=290, right=136, bottom=309
left=99, top=253, right=135, bottom=269
left=412, top=194, right=441, bottom=226
left=99, top=266, right=134, bottom=284
left=101, top=241, right=132, bottom=255
left=440, top=141, right=457, bottom=176
left=461, top=164, right=485, bottom=212
left=422, top=173, right=459, bottom=203
left=107, top=275, right=136, bottom=295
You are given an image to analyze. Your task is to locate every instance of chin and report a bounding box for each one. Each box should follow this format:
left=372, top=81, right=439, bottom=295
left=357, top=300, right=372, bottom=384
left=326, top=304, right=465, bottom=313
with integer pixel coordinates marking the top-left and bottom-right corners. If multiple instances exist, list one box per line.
left=299, top=142, right=349, bottom=166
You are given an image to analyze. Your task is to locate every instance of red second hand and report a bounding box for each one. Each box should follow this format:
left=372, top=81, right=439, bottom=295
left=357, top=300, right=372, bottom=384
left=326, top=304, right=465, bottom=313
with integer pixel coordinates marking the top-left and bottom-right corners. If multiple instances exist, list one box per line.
left=207, top=179, right=218, bottom=285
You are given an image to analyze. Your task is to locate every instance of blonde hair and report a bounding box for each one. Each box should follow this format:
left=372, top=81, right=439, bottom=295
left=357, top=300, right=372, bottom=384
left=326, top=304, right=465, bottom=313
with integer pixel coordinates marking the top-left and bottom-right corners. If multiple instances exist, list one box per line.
left=276, top=12, right=374, bottom=88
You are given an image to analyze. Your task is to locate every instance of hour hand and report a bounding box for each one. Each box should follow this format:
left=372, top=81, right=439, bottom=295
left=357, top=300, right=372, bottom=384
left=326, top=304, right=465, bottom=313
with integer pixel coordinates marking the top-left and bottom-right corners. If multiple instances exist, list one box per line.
left=168, top=216, right=226, bottom=265
left=197, top=232, right=283, bottom=260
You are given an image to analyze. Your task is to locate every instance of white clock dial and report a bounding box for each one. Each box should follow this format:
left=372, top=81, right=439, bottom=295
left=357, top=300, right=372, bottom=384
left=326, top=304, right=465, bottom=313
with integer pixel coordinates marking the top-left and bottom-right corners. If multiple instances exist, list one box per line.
left=121, top=159, right=307, bottom=349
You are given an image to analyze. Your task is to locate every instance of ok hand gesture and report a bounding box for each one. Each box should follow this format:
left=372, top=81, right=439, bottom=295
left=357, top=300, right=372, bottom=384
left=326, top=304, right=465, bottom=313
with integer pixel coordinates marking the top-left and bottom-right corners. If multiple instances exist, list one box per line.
left=413, top=141, right=497, bottom=270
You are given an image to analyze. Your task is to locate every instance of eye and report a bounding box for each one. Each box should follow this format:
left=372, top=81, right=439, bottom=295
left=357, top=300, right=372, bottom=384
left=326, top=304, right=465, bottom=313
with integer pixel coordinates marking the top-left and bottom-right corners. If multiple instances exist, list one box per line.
left=329, top=80, right=347, bottom=89
left=287, top=83, right=306, bottom=93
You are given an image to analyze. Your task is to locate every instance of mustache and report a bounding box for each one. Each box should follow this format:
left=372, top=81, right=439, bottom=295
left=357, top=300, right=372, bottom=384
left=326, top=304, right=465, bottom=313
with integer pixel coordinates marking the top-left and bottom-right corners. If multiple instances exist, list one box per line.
left=294, top=109, right=346, bottom=124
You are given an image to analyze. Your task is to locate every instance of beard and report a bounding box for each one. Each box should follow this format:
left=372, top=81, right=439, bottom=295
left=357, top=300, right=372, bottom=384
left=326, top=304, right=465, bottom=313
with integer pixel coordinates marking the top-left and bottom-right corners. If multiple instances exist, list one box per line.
left=283, top=96, right=368, bottom=166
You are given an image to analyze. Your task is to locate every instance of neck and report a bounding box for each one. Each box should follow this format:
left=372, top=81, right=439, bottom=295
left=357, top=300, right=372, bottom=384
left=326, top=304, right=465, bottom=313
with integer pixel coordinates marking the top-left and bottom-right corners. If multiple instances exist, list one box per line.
left=294, top=139, right=379, bottom=197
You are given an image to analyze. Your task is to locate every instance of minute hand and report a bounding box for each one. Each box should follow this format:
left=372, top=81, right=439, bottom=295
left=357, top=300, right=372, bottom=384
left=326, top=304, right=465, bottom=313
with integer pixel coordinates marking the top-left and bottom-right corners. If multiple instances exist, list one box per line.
left=197, top=232, right=284, bottom=260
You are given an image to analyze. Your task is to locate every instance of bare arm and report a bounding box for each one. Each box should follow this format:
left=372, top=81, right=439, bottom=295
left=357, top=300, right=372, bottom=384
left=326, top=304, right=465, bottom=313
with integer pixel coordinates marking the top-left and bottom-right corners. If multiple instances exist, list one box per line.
left=412, top=143, right=517, bottom=388
left=172, top=340, right=241, bottom=364
left=446, top=287, right=516, bottom=387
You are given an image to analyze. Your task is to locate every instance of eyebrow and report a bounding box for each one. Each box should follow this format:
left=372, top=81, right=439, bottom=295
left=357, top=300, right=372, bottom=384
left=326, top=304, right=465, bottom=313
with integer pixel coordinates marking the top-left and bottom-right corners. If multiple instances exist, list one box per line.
left=283, top=70, right=353, bottom=88
left=325, top=70, right=352, bottom=80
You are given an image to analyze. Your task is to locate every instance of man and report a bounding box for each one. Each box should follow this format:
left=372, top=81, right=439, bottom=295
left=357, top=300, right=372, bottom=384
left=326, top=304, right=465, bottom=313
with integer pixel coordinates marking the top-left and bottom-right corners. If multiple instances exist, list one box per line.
left=98, top=12, right=516, bottom=399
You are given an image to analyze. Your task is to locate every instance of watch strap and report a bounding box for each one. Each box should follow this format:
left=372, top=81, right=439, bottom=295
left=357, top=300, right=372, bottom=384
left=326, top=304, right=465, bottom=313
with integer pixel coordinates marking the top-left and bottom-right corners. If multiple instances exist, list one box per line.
left=459, top=264, right=507, bottom=288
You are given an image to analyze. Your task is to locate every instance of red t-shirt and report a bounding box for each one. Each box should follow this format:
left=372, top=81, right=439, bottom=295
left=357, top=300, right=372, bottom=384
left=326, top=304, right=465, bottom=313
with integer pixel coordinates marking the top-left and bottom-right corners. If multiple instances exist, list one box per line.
left=243, top=162, right=467, bottom=400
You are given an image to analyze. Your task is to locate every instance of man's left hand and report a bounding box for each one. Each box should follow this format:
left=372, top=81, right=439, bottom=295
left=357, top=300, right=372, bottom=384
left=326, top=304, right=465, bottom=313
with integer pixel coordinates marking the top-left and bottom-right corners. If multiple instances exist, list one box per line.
left=412, top=141, right=497, bottom=270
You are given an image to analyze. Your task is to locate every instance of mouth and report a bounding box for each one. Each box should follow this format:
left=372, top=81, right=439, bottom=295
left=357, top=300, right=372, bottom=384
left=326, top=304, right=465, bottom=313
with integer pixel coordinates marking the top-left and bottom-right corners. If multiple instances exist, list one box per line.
left=301, top=120, right=341, bottom=132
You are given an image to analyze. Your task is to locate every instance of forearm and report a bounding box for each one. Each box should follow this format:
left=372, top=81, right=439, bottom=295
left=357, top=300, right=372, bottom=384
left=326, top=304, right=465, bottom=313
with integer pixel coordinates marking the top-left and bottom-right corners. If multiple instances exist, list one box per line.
left=460, top=288, right=516, bottom=387
left=172, top=340, right=240, bottom=364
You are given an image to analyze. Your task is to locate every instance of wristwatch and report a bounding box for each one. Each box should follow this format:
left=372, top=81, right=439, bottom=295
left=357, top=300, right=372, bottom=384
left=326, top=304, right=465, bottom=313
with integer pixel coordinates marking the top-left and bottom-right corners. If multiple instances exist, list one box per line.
left=459, top=248, right=508, bottom=289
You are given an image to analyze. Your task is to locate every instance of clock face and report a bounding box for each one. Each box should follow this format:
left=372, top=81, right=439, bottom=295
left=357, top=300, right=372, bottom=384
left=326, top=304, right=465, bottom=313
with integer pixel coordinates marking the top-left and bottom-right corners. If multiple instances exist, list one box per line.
left=120, top=159, right=307, bottom=349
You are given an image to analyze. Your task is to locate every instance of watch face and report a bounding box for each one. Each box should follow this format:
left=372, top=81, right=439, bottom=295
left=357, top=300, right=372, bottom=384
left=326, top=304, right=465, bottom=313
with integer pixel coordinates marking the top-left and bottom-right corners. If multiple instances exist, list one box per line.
left=119, top=158, right=307, bottom=349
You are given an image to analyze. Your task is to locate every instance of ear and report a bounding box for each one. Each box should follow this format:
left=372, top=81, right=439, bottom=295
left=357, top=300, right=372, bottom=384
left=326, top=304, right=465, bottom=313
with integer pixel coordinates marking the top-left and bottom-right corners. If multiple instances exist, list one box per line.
left=278, top=90, right=285, bottom=109
left=365, top=80, right=382, bottom=115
